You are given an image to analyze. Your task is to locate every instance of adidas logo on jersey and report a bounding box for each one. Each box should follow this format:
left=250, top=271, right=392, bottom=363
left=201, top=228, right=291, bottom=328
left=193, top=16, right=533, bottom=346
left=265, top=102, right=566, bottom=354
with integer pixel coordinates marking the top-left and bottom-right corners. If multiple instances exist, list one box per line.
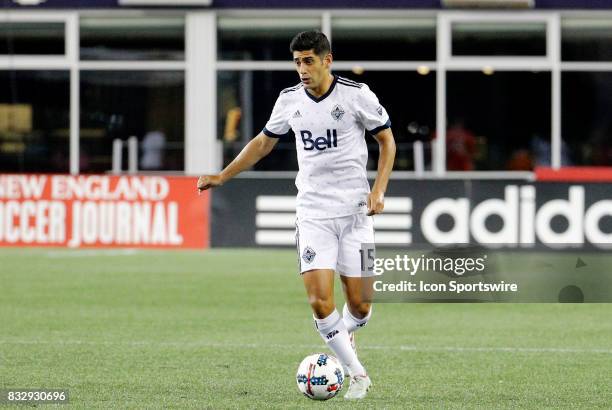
left=293, top=110, right=302, bottom=118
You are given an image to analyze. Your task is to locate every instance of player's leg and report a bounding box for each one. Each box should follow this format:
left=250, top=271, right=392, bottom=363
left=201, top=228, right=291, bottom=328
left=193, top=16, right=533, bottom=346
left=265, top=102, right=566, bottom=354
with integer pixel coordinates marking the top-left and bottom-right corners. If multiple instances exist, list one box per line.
left=336, top=213, right=375, bottom=399
left=340, top=275, right=373, bottom=337
left=337, top=213, right=376, bottom=336
left=296, top=218, right=367, bottom=381
left=302, top=269, right=367, bottom=379
left=302, top=268, right=335, bottom=319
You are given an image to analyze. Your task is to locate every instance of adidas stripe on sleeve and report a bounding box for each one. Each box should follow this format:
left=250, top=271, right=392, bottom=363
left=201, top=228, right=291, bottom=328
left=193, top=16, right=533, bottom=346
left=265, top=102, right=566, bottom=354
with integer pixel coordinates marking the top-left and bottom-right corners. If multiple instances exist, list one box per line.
left=262, top=84, right=302, bottom=139
left=355, top=84, right=391, bottom=135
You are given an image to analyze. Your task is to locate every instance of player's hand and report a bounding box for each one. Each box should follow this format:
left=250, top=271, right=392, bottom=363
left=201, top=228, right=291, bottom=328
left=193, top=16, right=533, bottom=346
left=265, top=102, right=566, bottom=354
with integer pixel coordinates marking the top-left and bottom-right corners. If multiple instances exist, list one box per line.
left=367, top=190, right=385, bottom=216
left=197, top=174, right=223, bottom=193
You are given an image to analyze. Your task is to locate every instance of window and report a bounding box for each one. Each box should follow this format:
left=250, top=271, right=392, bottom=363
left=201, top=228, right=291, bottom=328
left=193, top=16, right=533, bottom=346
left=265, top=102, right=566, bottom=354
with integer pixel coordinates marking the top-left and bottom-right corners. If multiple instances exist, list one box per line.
left=218, top=17, right=320, bottom=60
left=446, top=71, right=551, bottom=171
left=562, top=72, right=612, bottom=166
left=0, top=22, right=65, bottom=55
left=562, top=18, right=612, bottom=61
left=332, top=17, right=436, bottom=61
left=218, top=70, right=298, bottom=170
left=218, top=69, right=436, bottom=171
left=0, top=71, right=69, bottom=172
left=80, top=17, right=185, bottom=60
left=335, top=70, right=436, bottom=171
left=452, top=22, right=547, bottom=56
left=80, top=71, right=184, bottom=173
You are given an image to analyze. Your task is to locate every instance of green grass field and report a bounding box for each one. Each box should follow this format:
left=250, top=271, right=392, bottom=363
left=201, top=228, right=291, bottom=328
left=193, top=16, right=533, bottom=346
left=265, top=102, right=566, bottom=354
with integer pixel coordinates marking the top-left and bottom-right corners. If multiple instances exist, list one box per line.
left=1, top=248, right=611, bottom=409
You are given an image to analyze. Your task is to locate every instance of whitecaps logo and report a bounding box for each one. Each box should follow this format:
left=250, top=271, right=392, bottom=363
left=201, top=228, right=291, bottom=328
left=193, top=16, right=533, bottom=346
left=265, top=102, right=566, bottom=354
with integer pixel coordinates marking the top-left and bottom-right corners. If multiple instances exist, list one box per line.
left=302, top=246, right=316, bottom=264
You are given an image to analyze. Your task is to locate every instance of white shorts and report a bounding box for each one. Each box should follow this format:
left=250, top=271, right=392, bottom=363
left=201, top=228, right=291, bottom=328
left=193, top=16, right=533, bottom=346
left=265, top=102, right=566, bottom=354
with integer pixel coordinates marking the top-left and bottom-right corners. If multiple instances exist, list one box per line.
left=295, top=213, right=375, bottom=277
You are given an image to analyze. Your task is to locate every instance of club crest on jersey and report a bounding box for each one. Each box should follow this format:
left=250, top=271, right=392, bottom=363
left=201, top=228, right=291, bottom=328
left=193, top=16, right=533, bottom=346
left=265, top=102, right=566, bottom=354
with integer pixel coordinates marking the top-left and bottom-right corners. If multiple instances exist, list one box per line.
left=302, top=246, right=316, bottom=264
left=331, top=104, right=345, bottom=121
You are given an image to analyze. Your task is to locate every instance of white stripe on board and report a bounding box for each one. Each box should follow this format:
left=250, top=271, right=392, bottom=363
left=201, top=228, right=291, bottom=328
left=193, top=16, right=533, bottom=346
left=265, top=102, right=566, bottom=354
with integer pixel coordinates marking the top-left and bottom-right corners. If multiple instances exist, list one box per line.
left=375, top=231, right=412, bottom=244
left=256, top=196, right=411, bottom=212
left=255, top=230, right=295, bottom=245
left=256, top=213, right=296, bottom=228
left=256, top=213, right=411, bottom=229
left=256, top=229, right=411, bottom=245
left=373, top=214, right=412, bottom=229
left=256, top=196, right=295, bottom=211
left=384, top=197, right=412, bottom=212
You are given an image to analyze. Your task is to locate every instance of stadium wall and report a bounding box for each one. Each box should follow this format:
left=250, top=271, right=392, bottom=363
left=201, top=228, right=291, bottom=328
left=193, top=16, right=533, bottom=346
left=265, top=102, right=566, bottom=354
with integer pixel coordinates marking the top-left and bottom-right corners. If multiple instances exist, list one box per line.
left=2, top=174, right=610, bottom=250
left=212, top=178, right=612, bottom=250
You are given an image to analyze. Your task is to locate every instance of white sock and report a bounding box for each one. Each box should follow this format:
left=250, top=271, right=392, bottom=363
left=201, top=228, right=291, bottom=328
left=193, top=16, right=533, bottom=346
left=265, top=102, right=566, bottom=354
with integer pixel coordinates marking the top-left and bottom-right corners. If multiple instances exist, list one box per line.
left=314, top=309, right=366, bottom=377
left=342, top=303, right=372, bottom=334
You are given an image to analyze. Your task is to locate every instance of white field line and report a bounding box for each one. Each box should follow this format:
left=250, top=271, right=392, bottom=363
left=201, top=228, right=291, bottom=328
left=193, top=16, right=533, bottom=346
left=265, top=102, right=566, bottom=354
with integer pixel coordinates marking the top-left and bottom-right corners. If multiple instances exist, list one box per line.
left=44, top=249, right=141, bottom=257
left=1, top=339, right=611, bottom=354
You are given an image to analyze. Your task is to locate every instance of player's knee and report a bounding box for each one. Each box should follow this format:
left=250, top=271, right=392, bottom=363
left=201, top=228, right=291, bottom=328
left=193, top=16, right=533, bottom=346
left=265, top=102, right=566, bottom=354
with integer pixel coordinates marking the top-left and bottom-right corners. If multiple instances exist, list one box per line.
left=309, top=296, right=335, bottom=318
left=350, top=302, right=371, bottom=319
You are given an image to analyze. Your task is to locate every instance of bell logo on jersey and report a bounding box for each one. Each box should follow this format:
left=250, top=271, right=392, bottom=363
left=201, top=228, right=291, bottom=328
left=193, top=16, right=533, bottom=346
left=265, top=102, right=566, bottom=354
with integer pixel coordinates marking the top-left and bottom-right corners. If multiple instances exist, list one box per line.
left=300, top=129, right=338, bottom=151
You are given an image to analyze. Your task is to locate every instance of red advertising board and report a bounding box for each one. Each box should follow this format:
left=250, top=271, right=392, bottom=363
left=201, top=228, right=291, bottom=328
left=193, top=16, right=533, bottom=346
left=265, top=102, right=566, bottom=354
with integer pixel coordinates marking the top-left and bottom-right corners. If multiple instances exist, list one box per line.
left=0, top=174, right=209, bottom=248
left=536, top=167, right=612, bottom=182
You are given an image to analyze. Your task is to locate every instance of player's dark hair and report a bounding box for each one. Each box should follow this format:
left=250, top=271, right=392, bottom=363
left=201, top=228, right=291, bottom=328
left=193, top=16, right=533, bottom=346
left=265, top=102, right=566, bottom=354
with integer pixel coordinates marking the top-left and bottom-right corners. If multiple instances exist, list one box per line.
left=289, top=31, right=331, bottom=59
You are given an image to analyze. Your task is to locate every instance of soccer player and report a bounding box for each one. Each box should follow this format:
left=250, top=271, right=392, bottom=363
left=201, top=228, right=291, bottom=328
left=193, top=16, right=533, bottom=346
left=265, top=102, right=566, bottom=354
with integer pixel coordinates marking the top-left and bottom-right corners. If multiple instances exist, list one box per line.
left=197, top=30, right=395, bottom=400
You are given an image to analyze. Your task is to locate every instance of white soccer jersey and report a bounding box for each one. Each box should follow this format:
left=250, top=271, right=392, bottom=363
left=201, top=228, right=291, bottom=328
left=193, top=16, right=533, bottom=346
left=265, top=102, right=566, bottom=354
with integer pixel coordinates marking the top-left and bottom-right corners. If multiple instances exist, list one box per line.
left=263, top=75, right=391, bottom=219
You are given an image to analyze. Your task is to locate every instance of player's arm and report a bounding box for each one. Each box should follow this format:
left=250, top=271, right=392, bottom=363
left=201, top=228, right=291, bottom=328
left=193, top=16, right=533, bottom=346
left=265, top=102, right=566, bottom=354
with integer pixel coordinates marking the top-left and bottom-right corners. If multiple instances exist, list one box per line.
left=367, top=127, right=396, bottom=216
left=197, top=132, right=279, bottom=192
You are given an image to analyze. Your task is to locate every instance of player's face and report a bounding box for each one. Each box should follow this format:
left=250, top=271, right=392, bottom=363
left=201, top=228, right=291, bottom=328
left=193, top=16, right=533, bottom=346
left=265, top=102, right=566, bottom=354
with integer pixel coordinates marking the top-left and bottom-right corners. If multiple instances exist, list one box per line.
left=293, top=49, right=331, bottom=90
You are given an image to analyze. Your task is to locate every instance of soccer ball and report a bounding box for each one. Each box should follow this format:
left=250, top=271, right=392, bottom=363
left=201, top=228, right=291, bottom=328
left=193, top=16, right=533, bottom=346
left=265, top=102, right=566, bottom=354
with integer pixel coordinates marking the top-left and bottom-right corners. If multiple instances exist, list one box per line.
left=296, top=353, right=344, bottom=400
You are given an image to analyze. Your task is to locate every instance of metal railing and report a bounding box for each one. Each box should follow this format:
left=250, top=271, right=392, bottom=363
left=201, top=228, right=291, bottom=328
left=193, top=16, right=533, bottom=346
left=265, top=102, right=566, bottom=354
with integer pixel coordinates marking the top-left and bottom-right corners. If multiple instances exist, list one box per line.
left=111, top=136, right=138, bottom=174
